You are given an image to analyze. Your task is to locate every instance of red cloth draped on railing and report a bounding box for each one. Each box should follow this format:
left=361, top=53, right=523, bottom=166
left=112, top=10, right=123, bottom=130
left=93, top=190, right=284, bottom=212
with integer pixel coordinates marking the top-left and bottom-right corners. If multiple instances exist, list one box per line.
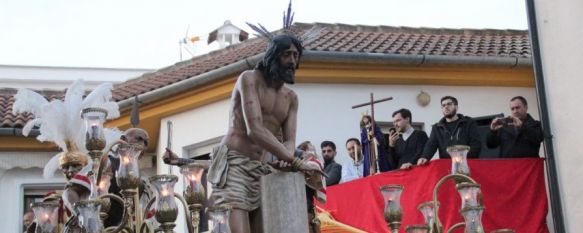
left=317, top=158, right=549, bottom=233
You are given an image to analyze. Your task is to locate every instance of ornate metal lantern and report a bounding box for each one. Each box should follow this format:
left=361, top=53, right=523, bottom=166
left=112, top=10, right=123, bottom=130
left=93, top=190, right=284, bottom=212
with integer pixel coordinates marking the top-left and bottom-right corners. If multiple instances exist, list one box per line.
left=31, top=202, right=59, bottom=233
left=380, top=184, right=404, bottom=233
left=447, top=145, right=471, bottom=177
left=150, top=174, right=179, bottom=232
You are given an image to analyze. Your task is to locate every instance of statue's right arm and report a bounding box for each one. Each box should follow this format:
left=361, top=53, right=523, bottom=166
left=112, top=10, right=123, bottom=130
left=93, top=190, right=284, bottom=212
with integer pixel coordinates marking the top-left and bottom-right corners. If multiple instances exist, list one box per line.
left=239, top=73, right=294, bottom=162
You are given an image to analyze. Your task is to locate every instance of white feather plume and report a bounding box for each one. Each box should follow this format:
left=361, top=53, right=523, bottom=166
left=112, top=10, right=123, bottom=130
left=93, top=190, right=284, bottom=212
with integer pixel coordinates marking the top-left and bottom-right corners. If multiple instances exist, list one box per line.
left=82, top=83, right=119, bottom=119
left=37, top=101, right=68, bottom=151
left=103, top=128, right=123, bottom=153
left=100, top=102, right=120, bottom=119
left=64, top=80, right=86, bottom=148
left=12, top=89, right=49, bottom=136
left=21, top=118, right=42, bottom=137
left=82, top=82, right=113, bottom=107
left=12, top=79, right=121, bottom=180
left=43, top=152, right=63, bottom=179
left=12, top=88, right=49, bottom=116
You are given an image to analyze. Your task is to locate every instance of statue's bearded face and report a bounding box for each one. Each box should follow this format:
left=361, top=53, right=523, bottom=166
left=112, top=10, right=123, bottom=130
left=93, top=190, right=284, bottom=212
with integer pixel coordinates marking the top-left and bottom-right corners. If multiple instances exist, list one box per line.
left=260, top=34, right=303, bottom=86
left=271, top=44, right=299, bottom=84
left=61, top=162, right=83, bottom=180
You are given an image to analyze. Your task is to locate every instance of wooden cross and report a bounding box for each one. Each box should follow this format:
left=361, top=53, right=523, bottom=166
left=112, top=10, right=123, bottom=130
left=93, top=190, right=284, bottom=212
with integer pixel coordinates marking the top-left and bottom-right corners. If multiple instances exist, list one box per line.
left=352, top=93, right=393, bottom=175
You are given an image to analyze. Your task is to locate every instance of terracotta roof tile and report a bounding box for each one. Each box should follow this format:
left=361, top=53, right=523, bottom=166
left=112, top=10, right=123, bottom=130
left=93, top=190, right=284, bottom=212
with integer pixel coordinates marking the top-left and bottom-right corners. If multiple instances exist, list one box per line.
left=1, top=23, right=531, bottom=129
left=0, top=88, right=64, bottom=129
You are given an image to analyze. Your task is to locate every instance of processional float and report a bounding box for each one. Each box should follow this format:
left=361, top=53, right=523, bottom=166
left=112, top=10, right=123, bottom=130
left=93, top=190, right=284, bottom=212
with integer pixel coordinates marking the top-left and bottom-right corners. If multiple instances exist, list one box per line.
left=15, top=81, right=227, bottom=233
left=380, top=145, right=516, bottom=233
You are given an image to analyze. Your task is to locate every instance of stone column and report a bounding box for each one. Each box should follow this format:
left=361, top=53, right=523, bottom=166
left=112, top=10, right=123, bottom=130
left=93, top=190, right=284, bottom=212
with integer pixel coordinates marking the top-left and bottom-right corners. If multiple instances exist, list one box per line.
left=261, top=171, right=309, bottom=233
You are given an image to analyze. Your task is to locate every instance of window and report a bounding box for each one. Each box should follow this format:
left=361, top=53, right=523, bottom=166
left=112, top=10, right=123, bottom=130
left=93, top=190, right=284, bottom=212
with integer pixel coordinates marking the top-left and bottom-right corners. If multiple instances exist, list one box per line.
left=473, top=113, right=504, bottom=159
left=22, top=183, right=64, bottom=232
left=183, top=136, right=222, bottom=232
left=185, top=136, right=222, bottom=160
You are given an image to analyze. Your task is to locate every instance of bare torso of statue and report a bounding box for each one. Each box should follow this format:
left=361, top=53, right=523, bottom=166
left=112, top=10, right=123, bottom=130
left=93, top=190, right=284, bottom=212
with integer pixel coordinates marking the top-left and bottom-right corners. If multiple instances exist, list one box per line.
left=208, top=35, right=322, bottom=233
left=222, top=69, right=298, bottom=162
left=215, top=69, right=299, bottom=233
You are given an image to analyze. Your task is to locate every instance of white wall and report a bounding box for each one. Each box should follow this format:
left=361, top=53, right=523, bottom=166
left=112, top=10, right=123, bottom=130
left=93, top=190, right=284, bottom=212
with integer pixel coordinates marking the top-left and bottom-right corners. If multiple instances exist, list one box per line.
left=158, top=84, right=538, bottom=168
left=292, top=84, right=538, bottom=166
left=157, top=99, right=230, bottom=233
left=0, top=167, right=65, bottom=233
left=0, top=64, right=152, bottom=90
left=157, top=99, right=230, bottom=175
left=534, top=0, right=583, bottom=232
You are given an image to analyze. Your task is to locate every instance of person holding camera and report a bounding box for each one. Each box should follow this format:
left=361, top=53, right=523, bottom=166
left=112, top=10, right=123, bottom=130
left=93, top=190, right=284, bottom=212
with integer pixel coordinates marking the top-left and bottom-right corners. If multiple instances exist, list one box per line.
left=487, top=96, right=544, bottom=158
left=387, top=108, right=428, bottom=169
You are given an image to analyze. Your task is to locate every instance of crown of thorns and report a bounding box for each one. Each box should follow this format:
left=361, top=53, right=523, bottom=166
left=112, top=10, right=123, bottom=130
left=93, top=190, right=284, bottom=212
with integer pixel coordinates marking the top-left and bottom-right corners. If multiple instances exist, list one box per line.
left=246, top=1, right=324, bottom=46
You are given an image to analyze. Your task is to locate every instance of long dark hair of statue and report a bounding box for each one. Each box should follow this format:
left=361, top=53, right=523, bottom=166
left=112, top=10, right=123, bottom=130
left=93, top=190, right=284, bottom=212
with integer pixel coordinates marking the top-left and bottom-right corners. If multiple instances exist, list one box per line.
left=256, top=34, right=304, bottom=87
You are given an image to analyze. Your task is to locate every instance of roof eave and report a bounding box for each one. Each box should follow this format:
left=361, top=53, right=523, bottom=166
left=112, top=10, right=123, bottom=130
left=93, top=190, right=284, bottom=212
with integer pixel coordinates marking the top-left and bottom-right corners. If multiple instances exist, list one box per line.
left=117, top=53, right=264, bottom=110
left=117, top=51, right=532, bottom=111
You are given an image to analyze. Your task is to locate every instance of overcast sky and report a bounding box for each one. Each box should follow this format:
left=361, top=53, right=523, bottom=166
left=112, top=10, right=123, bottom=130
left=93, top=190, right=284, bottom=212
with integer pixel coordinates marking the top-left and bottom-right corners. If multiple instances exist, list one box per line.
left=0, top=0, right=528, bottom=69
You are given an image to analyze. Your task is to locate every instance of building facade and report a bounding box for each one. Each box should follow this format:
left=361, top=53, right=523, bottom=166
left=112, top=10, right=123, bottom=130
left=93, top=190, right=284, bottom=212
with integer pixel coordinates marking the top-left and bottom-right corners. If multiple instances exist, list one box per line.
left=1, top=23, right=549, bottom=232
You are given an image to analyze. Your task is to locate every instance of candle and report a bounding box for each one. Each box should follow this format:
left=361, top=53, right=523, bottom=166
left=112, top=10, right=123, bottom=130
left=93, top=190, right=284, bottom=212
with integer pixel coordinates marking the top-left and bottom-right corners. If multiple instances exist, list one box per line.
left=453, top=156, right=462, bottom=173
left=189, top=174, right=200, bottom=192
left=161, top=189, right=169, bottom=196
left=97, top=176, right=111, bottom=195
left=90, top=124, right=99, bottom=139
left=99, top=181, right=106, bottom=191
left=353, top=144, right=359, bottom=162
left=184, top=175, right=205, bottom=204
left=384, top=199, right=403, bottom=222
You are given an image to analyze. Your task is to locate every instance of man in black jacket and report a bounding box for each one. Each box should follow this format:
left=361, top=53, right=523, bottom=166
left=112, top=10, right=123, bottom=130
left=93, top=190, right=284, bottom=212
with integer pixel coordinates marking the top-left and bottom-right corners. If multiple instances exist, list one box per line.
left=486, top=96, right=543, bottom=158
left=418, top=96, right=482, bottom=165
left=321, top=141, right=342, bottom=186
left=387, top=108, right=428, bottom=169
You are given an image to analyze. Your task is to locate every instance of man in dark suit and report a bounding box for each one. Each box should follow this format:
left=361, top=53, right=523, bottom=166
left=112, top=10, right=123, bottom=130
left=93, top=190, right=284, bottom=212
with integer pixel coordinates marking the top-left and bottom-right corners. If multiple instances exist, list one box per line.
left=387, top=108, right=429, bottom=169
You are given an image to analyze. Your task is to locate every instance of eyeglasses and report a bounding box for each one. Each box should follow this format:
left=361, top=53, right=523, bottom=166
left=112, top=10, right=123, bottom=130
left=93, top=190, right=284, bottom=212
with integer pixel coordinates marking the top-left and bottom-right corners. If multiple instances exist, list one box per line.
left=441, top=102, right=455, bottom=108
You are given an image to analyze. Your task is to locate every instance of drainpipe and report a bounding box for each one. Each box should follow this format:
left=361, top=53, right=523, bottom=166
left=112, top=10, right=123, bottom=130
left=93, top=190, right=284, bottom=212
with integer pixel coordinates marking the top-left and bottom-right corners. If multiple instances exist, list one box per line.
left=525, top=0, right=566, bottom=232
left=302, top=51, right=532, bottom=68
left=0, top=128, right=40, bottom=137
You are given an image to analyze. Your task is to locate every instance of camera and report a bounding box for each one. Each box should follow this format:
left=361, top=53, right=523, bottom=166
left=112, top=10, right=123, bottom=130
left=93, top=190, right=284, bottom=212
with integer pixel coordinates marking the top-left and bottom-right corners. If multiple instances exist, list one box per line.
left=389, top=127, right=397, bottom=135
left=501, top=116, right=513, bottom=125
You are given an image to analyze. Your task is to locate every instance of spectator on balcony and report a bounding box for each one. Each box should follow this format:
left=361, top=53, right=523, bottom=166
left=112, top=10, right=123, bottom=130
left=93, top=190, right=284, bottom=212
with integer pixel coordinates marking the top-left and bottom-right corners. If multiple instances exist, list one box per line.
left=340, top=138, right=364, bottom=183
left=418, top=96, right=482, bottom=165
left=321, top=141, right=342, bottom=186
left=487, top=96, right=543, bottom=158
left=387, top=108, right=428, bottom=169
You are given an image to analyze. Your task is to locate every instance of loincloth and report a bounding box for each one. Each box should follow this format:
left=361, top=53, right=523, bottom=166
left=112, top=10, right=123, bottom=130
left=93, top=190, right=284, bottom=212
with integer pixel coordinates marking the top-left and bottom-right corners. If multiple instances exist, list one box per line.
left=207, top=145, right=272, bottom=211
